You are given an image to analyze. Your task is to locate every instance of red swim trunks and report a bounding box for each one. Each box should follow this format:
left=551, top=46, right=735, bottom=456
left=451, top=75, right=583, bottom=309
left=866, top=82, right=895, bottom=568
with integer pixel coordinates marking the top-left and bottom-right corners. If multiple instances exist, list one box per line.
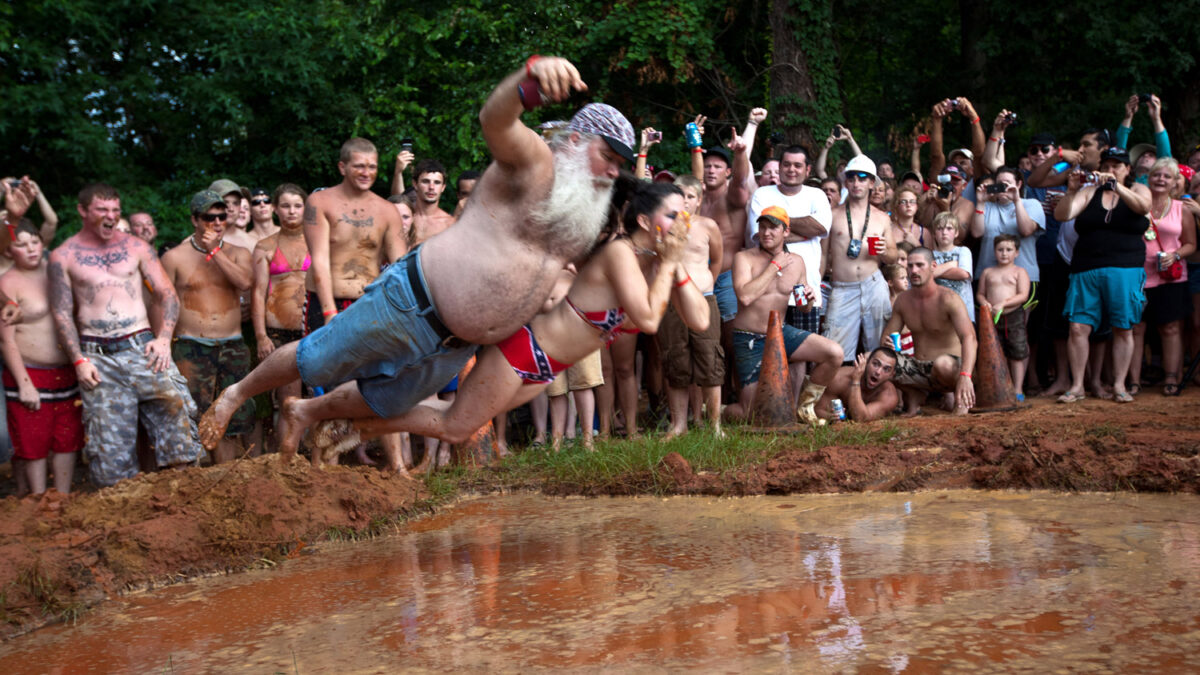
left=3, top=365, right=84, bottom=460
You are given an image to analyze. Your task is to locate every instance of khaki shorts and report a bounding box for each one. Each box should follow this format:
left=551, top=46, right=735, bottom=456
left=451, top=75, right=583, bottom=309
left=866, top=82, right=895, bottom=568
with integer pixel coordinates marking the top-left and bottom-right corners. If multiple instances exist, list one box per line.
left=546, top=349, right=604, bottom=396
left=659, top=297, right=724, bottom=388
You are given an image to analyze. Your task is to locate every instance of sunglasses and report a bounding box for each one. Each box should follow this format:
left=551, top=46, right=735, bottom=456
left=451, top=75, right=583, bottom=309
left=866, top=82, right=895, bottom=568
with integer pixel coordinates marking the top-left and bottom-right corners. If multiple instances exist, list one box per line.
left=845, top=172, right=872, bottom=182
left=1028, top=145, right=1054, bottom=155
left=250, top=198, right=271, bottom=206
left=897, top=199, right=917, bottom=206
left=198, top=212, right=228, bottom=223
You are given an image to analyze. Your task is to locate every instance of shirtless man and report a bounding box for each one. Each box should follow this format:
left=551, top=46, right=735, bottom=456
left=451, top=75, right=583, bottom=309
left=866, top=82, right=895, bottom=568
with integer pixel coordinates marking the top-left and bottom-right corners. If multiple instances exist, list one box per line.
left=660, top=175, right=723, bottom=438
left=814, top=348, right=900, bottom=422
left=200, top=56, right=634, bottom=468
left=304, top=137, right=406, bottom=333
left=129, top=212, right=157, bottom=246
left=882, top=247, right=977, bottom=415
left=700, top=111, right=758, bottom=324
left=411, top=159, right=457, bottom=243
left=48, top=183, right=202, bottom=487
left=722, top=207, right=844, bottom=425
left=162, top=191, right=254, bottom=464
left=821, top=155, right=898, bottom=363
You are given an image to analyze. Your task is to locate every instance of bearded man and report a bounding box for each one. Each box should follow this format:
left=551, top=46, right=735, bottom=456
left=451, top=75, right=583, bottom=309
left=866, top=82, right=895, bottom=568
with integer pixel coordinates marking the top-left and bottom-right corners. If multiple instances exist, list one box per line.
left=200, top=56, right=634, bottom=459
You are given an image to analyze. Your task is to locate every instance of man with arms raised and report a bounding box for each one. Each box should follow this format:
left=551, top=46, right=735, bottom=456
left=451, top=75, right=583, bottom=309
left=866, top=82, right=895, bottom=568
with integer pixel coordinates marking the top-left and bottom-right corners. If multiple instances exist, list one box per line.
left=700, top=109, right=760, bottom=324
left=162, top=191, right=254, bottom=464
left=814, top=347, right=900, bottom=422
left=49, top=183, right=202, bottom=487
left=722, top=207, right=844, bottom=425
left=201, top=56, right=634, bottom=463
left=883, top=247, right=976, bottom=415
left=821, top=155, right=898, bottom=363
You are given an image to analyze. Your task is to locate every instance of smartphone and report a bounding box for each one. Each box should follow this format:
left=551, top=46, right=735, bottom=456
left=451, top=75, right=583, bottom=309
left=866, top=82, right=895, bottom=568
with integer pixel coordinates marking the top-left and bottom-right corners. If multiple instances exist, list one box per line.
left=986, top=184, right=1006, bottom=194
left=400, top=138, right=414, bottom=151
left=1138, top=93, right=1153, bottom=103
left=832, top=126, right=842, bottom=139
left=647, top=131, right=662, bottom=143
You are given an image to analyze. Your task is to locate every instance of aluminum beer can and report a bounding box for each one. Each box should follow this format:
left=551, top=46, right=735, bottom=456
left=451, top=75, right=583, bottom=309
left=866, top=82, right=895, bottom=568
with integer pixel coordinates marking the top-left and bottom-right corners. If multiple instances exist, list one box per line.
left=888, top=332, right=903, bottom=352
left=685, top=122, right=703, bottom=149
left=792, top=283, right=806, bottom=308
left=1158, top=251, right=1168, bottom=270
left=830, top=398, right=846, bottom=421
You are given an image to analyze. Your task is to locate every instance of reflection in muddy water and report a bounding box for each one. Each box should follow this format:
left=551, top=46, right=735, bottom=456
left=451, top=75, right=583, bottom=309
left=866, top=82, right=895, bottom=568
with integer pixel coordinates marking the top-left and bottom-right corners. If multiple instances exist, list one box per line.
left=3, top=491, right=1200, bottom=672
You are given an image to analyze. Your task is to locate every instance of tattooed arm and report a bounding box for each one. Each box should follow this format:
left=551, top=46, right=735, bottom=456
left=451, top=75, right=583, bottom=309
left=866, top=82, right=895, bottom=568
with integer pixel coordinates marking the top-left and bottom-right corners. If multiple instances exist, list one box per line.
left=140, top=239, right=179, bottom=373
left=303, top=194, right=337, bottom=319
left=48, top=248, right=100, bottom=388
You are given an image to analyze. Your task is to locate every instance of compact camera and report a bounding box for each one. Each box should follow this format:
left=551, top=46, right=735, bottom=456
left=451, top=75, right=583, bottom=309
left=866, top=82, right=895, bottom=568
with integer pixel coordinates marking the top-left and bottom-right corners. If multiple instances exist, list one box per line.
left=1003, top=112, right=1019, bottom=127
left=846, top=238, right=862, bottom=259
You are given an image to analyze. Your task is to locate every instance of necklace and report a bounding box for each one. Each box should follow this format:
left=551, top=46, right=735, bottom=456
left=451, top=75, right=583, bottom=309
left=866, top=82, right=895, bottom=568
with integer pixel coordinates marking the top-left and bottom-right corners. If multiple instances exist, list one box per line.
left=847, top=202, right=870, bottom=241
left=188, top=235, right=208, bottom=253
left=1147, top=196, right=1171, bottom=241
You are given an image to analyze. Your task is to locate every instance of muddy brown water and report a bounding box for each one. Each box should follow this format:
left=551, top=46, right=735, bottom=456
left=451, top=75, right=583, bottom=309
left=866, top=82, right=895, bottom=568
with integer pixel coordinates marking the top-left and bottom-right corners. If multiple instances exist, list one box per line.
left=2, top=491, right=1199, bottom=672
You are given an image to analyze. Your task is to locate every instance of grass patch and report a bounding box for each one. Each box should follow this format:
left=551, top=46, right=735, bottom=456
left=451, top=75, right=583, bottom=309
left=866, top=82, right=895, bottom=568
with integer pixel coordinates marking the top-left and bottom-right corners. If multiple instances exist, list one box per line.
left=445, top=421, right=902, bottom=494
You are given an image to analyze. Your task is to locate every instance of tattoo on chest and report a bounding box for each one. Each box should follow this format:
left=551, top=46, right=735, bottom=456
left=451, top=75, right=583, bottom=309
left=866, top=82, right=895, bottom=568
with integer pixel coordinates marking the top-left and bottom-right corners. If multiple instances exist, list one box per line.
left=339, top=213, right=375, bottom=229
left=74, top=248, right=130, bottom=269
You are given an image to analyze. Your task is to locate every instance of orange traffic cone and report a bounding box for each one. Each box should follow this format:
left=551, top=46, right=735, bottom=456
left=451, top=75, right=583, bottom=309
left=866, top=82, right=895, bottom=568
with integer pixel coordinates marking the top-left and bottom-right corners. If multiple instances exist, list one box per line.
left=973, top=307, right=1019, bottom=412
left=451, top=355, right=499, bottom=466
left=748, top=310, right=795, bottom=427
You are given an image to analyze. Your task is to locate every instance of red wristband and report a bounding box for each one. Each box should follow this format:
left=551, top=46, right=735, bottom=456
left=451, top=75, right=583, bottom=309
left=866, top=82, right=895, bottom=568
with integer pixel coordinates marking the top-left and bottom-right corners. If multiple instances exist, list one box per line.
left=988, top=137, right=999, bottom=142
left=1058, top=147, right=1063, bottom=159
left=637, top=153, right=647, bottom=158
left=959, top=371, right=972, bottom=378
left=675, top=274, right=691, bottom=288
left=5, top=300, right=16, bottom=307
left=975, top=209, right=984, bottom=215
left=971, top=117, right=980, bottom=124
left=770, top=260, right=783, bottom=275
left=692, top=147, right=703, bottom=154
left=74, top=357, right=89, bottom=367
left=205, top=244, right=221, bottom=262
left=323, top=309, right=336, bottom=318
left=525, top=55, right=542, bottom=77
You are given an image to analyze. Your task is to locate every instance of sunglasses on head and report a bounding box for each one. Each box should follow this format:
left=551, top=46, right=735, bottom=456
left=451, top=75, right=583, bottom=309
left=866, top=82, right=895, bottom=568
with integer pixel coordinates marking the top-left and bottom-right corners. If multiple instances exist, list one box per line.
left=846, top=171, right=871, bottom=182
left=1029, top=145, right=1054, bottom=155
left=198, top=212, right=228, bottom=223
left=250, top=198, right=271, bottom=206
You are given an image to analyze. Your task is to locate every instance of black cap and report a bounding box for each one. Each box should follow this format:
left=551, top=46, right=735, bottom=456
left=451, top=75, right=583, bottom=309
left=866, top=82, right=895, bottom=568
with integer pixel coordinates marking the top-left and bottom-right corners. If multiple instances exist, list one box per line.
left=1029, top=132, right=1056, bottom=147
left=704, top=146, right=731, bottom=166
left=249, top=187, right=270, bottom=198
left=1100, top=147, right=1131, bottom=165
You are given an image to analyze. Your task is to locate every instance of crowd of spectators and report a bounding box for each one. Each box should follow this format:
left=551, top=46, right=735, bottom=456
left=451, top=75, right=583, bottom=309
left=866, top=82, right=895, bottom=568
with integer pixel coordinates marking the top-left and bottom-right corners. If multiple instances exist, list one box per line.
left=4, top=71, right=1199, bottom=495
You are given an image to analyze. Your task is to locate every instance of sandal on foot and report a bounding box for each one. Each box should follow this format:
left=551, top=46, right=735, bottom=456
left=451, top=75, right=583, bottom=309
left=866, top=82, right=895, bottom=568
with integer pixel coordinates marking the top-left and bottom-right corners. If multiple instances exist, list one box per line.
left=1114, top=391, right=1135, bottom=403
left=1164, top=382, right=1181, bottom=397
left=1056, top=391, right=1086, bottom=404
left=1129, top=382, right=1142, bottom=395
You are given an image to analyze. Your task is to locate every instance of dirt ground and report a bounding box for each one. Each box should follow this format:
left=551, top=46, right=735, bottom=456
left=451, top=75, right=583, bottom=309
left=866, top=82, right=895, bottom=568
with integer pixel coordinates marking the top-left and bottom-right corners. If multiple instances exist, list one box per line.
left=1, top=391, right=1198, bottom=638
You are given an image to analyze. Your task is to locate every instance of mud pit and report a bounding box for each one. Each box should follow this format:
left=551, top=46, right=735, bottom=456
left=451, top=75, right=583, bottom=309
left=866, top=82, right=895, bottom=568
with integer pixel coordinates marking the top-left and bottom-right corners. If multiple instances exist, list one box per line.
left=1, top=392, right=1198, bottom=638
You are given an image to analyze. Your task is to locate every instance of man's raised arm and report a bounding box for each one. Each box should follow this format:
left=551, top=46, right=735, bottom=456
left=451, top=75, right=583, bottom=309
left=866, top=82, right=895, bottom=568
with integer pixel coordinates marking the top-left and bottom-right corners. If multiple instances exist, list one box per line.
left=479, top=56, right=586, bottom=171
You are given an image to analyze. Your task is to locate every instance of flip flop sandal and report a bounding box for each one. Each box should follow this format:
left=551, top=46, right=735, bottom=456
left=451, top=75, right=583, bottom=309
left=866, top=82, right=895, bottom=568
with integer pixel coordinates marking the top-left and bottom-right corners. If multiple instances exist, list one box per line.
left=1115, top=391, right=1135, bottom=403
left=1129, top=382, right=1142, bottom=395
left=1163, top=382, right=1181, bottom=396
left=1056, top=391, right=1086, bottom=404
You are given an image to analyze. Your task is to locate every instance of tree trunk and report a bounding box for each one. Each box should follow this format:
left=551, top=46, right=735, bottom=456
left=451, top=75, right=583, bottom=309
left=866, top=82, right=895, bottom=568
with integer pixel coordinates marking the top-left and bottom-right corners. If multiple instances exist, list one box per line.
left=769, top=0, right=841, bottom=153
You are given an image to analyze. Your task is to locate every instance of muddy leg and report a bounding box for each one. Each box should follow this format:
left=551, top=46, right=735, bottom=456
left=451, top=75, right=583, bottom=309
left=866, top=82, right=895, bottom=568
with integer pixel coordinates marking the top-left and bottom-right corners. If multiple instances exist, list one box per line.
left=200, top=342, right=301, bottom=450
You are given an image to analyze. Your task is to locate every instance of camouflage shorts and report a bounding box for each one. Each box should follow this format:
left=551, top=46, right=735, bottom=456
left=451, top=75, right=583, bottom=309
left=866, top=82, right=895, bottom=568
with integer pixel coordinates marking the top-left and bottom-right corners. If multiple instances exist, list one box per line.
left=172, top=336, right=255, bottom=437
left=81, top=345, right=203, bottom=487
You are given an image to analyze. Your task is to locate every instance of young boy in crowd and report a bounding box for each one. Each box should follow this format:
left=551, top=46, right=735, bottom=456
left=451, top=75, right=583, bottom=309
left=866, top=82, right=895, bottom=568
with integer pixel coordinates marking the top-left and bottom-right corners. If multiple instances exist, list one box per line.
left=929, top=212, right=975, bottom=323
left=0, top=221, right=83, bottom=495
left=976, top=234, right=1031, bottom=401
left=882, top=264, right=914, bottom=355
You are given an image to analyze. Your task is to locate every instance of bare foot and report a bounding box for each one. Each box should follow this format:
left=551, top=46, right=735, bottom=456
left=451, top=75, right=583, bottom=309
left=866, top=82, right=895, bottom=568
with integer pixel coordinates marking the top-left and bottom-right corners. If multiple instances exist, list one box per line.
left=712, top=425, right=726, bottom=440
left=662, top=426, right=686, bottom=442
left=1043, top=379, right=1070, bottom=397
left=276, top=397, right=311, bottom=463
left=900, top=406, right=922, bottom=418
left=409, top=450, right=433, bottom=476
left=199, top=389, right=240, bottom=451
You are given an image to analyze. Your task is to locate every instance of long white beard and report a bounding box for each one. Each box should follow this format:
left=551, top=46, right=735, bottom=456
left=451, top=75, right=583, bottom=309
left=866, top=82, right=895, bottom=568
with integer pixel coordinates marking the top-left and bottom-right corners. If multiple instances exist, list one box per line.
left=529, top=140, right=614, bottom=258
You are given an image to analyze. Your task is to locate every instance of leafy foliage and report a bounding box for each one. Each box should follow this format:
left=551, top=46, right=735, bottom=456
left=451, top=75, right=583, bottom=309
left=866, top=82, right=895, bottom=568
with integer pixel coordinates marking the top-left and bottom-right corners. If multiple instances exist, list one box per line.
left=3, top=0, right=1199, bottom=246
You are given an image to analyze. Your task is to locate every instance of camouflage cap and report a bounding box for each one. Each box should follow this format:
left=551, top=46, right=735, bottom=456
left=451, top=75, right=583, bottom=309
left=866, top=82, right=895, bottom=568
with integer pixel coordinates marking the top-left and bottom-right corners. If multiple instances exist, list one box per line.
left=567, top=103, right=636, bottom=163
left=207, top=178, right=247, bottom=199
left=189, top=190, right=225, bottom=215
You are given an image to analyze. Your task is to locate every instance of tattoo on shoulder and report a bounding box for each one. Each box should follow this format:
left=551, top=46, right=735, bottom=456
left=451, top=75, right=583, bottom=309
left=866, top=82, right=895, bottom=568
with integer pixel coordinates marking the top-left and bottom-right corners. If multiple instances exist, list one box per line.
left=339, top=213, right=375, bottom=229
left=303, top=204, right=318, bottom=225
